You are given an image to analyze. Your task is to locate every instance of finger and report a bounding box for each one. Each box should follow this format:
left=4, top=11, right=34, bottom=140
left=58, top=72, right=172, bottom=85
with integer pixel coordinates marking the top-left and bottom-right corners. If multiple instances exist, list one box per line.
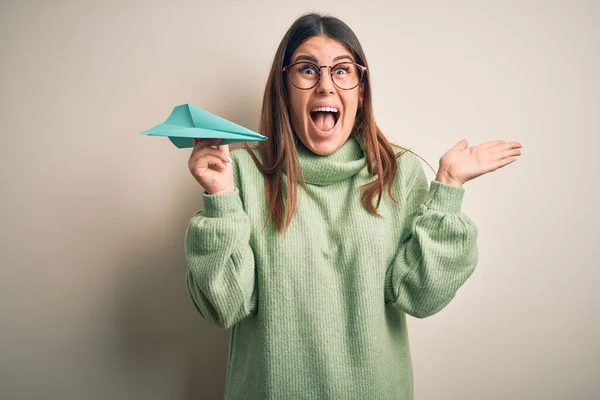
left=194, top=154, right=228, bottom=173
left=193, top=138, right=222, bottom=150
left=489, top=144, right=524, bottom=158
left=481, top=140, right=506, bottom=150
left=189, top=153, right=228, bottom=172
left=193, top=146, right=231, bottom=164
left=486, top=141, right=523, bottom=152
left=191, top=139, right=223, bottom=161
left=491, top=156, right=518, bottom=171
left=495, top=148, right=522, bottom=159
left=509, top=141, right=522, bottom=148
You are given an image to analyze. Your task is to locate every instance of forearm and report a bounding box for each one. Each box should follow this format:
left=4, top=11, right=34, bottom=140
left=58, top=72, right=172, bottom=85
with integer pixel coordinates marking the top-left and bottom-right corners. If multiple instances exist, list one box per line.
left=185, top=189, right=257, bottom=329
left=385, top=181, right=478, bottom=318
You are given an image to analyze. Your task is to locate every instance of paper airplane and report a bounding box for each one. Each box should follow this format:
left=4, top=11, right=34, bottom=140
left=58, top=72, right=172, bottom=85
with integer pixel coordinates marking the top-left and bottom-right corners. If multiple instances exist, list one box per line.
left=141, top=103, right=267, bottom=148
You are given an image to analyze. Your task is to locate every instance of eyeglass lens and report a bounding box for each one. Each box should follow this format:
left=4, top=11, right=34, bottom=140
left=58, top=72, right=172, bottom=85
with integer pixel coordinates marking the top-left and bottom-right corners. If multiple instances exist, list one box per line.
left=288, top=62, right=362, bottom=89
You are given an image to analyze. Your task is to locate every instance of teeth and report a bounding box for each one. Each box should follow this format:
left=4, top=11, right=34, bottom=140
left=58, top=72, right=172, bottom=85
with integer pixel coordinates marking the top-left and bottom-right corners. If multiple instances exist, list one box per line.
left=311, top=106, right=339, bottom=113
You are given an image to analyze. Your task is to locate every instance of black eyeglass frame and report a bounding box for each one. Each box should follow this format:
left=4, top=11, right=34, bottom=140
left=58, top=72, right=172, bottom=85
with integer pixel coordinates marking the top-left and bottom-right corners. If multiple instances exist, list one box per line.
left=282, top=61, right=368, bottom=90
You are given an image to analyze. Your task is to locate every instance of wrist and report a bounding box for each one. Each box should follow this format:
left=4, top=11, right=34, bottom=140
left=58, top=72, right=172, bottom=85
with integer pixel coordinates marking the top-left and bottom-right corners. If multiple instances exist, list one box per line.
left=206, top=187, right=235, bottom=196
left=435, top=171, right=463, bottom=187
left=202, top=189, right=243, bottom=217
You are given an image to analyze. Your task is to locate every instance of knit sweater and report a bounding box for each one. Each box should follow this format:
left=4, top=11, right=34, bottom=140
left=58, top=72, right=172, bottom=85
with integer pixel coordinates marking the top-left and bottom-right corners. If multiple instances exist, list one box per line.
left=184, top=136, right=478, bottom=400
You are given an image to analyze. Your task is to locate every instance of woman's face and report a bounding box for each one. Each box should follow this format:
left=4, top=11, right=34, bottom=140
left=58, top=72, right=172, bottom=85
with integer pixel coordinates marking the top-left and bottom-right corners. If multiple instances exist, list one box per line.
left=286, top=35, right=364, bottom=156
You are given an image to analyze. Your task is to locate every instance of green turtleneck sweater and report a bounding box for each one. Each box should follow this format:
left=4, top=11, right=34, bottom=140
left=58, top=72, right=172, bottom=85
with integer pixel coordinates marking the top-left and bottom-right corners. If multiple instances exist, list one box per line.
left=184, top=136, right=478, bottom=400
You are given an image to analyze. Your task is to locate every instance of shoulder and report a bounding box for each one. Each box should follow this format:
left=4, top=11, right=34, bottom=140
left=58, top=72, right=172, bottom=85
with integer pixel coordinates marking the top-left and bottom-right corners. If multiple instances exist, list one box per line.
left=229, top=144, right=264, bottom=187
left=229, top=144, right=263, bottom=172
left=390, top=142, right=429, bottom=196
left=229, top=143, right=260, bottom=164
left=391, top=143, right=426, bottom=178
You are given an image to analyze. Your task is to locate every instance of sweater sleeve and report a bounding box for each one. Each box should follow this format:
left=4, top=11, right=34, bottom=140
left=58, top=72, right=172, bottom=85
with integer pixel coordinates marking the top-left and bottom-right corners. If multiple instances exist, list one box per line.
left=184, top=157, right=257, bottom=329
left=384, top=157, right=478, bottom=318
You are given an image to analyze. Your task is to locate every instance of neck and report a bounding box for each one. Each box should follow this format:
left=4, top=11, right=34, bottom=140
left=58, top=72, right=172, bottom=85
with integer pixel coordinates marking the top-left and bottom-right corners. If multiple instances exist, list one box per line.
left=293, top=135, right=367, bottom=186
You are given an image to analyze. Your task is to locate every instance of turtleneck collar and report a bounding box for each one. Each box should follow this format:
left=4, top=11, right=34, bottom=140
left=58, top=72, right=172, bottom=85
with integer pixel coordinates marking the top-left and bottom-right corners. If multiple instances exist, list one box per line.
left=294, top=135, right=367, bottom=186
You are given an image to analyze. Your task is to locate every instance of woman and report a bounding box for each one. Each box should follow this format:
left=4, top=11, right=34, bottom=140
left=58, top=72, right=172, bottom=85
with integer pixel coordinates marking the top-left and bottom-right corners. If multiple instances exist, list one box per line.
left=185, top=13, right=521, bottom=400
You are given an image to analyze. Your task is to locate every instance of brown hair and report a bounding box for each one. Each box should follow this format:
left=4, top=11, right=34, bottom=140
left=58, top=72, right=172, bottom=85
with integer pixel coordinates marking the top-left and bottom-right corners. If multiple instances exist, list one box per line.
left=243, top=12, right=433, bottom=233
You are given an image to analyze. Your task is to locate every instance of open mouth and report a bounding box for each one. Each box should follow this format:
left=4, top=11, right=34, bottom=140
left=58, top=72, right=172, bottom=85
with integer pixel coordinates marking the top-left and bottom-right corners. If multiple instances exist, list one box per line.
left=309, top=108, right=340, bottom=132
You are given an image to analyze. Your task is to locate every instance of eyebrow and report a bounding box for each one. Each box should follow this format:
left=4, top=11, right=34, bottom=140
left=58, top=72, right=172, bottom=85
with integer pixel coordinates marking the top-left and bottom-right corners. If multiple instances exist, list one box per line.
left=293, top=54, right=355, bottom=64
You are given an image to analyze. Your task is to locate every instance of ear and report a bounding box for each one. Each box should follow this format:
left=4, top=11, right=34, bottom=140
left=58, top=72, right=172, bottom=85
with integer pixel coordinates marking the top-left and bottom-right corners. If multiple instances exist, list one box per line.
left=358, top=83, right=365, bottom=108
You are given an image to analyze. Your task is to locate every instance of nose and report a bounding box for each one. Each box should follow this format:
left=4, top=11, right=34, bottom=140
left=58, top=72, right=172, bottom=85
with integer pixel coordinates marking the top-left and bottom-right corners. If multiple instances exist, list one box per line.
left=316, top=66, right=335, bottom=95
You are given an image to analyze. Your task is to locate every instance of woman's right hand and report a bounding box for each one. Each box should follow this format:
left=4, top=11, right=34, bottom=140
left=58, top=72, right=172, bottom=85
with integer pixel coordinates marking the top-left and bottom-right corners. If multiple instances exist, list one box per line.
left=188, top=138, right=235, bottom=195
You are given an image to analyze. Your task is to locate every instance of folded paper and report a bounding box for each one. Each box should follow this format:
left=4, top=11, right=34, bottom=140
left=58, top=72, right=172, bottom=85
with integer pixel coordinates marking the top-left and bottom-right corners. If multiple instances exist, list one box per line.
left=141, top=103, right=267, bottom=148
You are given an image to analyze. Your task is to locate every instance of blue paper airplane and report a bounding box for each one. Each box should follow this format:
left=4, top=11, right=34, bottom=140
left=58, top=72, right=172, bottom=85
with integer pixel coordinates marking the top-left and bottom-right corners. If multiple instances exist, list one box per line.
left=141, top=103, right=267, bottom=148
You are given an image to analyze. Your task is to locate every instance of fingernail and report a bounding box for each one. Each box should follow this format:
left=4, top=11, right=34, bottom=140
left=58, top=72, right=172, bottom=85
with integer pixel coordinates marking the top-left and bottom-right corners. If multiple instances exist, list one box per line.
left=226, top=156, right=233, bottom=163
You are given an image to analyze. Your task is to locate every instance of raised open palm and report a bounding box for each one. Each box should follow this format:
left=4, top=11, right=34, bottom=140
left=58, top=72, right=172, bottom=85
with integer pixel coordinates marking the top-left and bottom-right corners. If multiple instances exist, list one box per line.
left=436, top=139, right=523, bottom=186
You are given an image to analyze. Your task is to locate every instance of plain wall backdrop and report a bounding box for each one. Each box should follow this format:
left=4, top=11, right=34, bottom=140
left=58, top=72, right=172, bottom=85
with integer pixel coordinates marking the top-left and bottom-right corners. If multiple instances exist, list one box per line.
left=1, top=0, right=598, bottom=399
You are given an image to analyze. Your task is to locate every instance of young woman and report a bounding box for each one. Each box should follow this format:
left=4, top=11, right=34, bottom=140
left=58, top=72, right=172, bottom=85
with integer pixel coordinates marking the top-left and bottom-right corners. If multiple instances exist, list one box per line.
left=185, top=12, right=522, bottom=400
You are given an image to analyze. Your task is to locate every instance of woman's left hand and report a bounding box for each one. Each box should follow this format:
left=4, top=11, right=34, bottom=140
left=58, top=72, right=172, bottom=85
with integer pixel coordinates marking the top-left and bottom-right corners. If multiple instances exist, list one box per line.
left=435, top=139, right=523, bottom=187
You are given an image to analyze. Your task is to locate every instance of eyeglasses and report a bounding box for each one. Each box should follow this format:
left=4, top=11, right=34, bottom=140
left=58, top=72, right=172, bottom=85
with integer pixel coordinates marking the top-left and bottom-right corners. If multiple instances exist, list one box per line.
left=282, top=61, right=367, bottom=90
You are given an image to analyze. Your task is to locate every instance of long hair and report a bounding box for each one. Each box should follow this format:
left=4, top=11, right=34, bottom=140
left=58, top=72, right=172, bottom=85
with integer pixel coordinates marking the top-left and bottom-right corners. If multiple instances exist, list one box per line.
left=243, top=12, right=430, bottom=233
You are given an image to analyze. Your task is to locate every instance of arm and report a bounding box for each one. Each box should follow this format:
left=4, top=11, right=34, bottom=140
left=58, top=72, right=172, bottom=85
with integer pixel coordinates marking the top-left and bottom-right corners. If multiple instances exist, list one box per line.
left=184, top=157, right=257, bottom=329
left=384, top=157, right=478, bottom=318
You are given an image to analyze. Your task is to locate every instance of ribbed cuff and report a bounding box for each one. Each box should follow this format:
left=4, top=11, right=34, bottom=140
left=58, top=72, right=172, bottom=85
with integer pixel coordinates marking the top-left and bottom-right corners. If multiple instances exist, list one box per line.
left=423, top=180, right=465, bottom=214
left=202, top=189, right=244, bottom=218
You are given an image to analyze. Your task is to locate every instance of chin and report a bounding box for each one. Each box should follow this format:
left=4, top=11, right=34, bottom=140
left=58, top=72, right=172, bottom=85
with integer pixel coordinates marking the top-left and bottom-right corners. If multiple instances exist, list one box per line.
left=301, top=129, right=351, bottom=156
left=308, top=142, right=337, bottom=156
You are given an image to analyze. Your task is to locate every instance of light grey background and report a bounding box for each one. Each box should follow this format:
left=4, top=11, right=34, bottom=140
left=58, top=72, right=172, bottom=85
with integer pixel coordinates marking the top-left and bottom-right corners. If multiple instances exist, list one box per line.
left=1, top=0, right=598, bottom=399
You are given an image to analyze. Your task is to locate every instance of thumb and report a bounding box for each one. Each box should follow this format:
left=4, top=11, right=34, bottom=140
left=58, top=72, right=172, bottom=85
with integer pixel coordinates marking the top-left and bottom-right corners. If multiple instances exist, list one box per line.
left=454, top=139, right=468, bottom=150
left=217, top=143, right=231, bottom=160
left=216, top=143, right=230, bottom=155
